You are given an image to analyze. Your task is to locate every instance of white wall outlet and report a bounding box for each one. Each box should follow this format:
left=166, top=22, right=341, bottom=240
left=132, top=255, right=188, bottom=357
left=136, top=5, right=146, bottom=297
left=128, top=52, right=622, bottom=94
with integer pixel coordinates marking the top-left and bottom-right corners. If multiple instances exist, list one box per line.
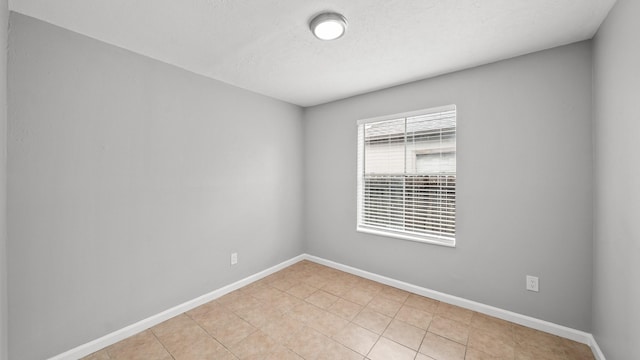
left=526, top=275, right=539, bottom=292
left=231, top=252, right=238, bottom=265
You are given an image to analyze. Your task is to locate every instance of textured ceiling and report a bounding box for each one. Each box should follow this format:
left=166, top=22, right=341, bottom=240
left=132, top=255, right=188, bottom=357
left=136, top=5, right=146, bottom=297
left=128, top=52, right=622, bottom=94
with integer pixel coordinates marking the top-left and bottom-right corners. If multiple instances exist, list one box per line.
left=9, top=0, right=616, bottom=107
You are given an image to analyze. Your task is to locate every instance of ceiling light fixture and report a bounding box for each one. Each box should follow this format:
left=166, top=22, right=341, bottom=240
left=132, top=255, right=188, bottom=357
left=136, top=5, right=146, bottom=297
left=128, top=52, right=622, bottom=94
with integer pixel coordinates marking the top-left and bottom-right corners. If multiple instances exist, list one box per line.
left=309, top=12, right=348, bottom=41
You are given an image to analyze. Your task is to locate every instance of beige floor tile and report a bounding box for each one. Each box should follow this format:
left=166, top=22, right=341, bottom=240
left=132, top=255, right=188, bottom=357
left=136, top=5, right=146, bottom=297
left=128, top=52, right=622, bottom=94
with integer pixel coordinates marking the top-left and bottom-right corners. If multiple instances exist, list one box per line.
left=336, top=272, right=360, bottom=284
left=216, top=290, right=244, bottom=307
left=307, top=309, right=349, bottom=337
left=367, top=296, right=403, bottom=317
left=514, top=344, right=561, bottom=360
left=395, top=305, right=433, bottom=330
left=306, top=289, right=339, bottom=309
left=287, top=302, right=325, bottom=324
left=248, top=286, right=286, bottom=303
left=170, top=342, right=231, bottom=360
left=285, top=326, right=333, bottom=359
left=328, top=298, right=363, bottom=320
left=269, top=278, right=297, bottom=291
left=230, top=330, right=279, bottom=359
left=187, top=301, right=236, bottom=325
left=240, top=281, right=270, bottom=297
left=352, top=308, right=392, bottom=334
left=322, top=279, right=352, bottom=297
left=317, top=340, right=364, bottom=360
left=513, top=325, right=566, bottom=359
left=223, top=293, right=263, bottom=313
left=302, top=274, right=331, bottom=289
left=378, top=286, right=411, bottom=303
left=513, top=325, right=562, bottom=348
left=333, top=323, right=379, bottom=355
left=428, top=315, right=471, bottom=345
left=198, top=312, right=257, bottom=347
left=287, top=283, right=318, bottom=299
left=266, top=291, right=304, bottom=313
left=185, top=300, right=223, bottom=320
left=278, top=269, right=305, bottom=282
left=465, top=347, right=508, bottom=360
left=383, top=319, right=426, bottom=351
left=355, top=279, right=384, bottom=294
left=469, top=314, right=514, bottom=344
left=405, top=294, right=439, bottom=313
left=560, top=338, right=595, bottom=360
left=368, top=337, right=417, bottom=360
left=81, top=349, right=110, bottom=360
left=90, top=262, right=598, bottom=360
left=436, top=303, right=474, bottom=325
left=151, top=314, right=226, bottom=359
left=467, top=328, right=515, bottom=359
left=106, top=330, right=173, bottom=360
left=199, top=348, right=237, bottom=360
left=419, top=332, right=466, bottom=360
left=173, top=347, right=237, bottom=360
left=234, top=303, right=283, bottom=328
left=470, top=313, right=513, bottom=333
left=261, top=272, right=286, bottom=283
left=260, top=314, right=305, bottom=343
left=265, top=345, right=304, bottom=360
left=342, top=287, right=376, bottom=305
left=416, top=353, right=437, bottom=360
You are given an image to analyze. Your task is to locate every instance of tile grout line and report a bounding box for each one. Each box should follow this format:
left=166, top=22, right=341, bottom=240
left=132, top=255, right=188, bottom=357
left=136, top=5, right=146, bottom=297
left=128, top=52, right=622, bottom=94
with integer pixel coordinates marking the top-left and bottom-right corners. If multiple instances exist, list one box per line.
left=366, top=290, right=411, bottom=359
left=183, top=303, right=248, bottom=359
left=82, top=259, right=596, bottom=360
left=149, top=330, right=177, bottom=360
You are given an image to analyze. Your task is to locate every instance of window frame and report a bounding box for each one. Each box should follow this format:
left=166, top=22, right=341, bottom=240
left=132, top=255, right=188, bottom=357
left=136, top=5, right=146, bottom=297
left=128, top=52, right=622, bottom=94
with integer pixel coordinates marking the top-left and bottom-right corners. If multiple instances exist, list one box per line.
left=356, top=105, right=457, bottom=248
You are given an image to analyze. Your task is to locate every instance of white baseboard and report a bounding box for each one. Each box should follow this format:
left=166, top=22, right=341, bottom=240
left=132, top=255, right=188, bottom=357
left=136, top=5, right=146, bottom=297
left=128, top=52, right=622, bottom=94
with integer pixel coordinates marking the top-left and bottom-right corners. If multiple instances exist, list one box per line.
left=302, top=254, right=606, bottom=360
left=587, top=334, right=607, bottom=360
left=50, top=253, right=606, bottom=360
left=48, top=254, right=306, bottom=360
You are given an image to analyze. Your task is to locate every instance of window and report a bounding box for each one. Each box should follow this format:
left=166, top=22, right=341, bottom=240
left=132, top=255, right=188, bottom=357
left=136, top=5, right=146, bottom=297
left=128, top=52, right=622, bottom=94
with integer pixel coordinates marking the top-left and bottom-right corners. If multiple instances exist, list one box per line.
left=357, top=105, right=457, bottom=247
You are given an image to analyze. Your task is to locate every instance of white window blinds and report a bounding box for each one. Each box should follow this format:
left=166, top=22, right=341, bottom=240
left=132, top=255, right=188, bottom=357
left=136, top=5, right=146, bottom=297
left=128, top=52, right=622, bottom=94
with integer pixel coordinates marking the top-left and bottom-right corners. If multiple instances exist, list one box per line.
left=357, top=105, right=457, bottom=247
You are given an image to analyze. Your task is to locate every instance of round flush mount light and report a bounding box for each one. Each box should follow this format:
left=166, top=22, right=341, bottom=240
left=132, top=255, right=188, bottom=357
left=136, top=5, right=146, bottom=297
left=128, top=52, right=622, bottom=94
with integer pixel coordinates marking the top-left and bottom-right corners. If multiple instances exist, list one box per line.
left=309, top=12, right=348, bottom=40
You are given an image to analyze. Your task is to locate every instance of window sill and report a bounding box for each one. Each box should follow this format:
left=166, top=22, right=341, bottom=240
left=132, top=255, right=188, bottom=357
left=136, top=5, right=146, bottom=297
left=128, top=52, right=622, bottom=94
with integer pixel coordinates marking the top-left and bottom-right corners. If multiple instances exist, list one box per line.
left=356, top=225, right=456, bottom=248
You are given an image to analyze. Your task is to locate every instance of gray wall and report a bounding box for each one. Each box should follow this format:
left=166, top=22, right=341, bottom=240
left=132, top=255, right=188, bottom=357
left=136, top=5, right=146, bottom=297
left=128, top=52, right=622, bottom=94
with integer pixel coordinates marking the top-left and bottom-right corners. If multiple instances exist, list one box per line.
left=304, top=42, right=594, bottom=331
left=7, top=13, right=303, bottom=360
left=592, top=0, right=640, bottom=358
left=0, top=1, right=7, bottom=360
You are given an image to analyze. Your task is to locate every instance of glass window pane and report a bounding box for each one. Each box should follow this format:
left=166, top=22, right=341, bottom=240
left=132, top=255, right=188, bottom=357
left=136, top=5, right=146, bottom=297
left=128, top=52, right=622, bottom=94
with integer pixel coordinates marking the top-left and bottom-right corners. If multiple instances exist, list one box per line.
left=364, top=118, right=405, bottom=174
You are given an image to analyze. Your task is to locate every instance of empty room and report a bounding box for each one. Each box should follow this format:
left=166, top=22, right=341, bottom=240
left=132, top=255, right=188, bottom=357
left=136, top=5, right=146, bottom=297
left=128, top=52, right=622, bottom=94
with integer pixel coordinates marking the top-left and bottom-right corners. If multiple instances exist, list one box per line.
left=0, top=0, right=638, bottom=359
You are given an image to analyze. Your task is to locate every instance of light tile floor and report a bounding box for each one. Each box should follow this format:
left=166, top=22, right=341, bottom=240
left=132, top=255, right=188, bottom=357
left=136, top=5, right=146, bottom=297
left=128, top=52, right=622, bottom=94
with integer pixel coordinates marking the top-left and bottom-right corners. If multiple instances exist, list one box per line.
left=82, top=260, right=595, bottom=360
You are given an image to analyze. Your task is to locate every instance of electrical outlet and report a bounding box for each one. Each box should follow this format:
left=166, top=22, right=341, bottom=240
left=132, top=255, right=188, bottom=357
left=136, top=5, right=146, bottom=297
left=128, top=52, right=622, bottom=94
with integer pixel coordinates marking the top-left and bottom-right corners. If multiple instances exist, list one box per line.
left=231, top=252, right=238, bottom=265
left=526, top=275, right=539, bottom=292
